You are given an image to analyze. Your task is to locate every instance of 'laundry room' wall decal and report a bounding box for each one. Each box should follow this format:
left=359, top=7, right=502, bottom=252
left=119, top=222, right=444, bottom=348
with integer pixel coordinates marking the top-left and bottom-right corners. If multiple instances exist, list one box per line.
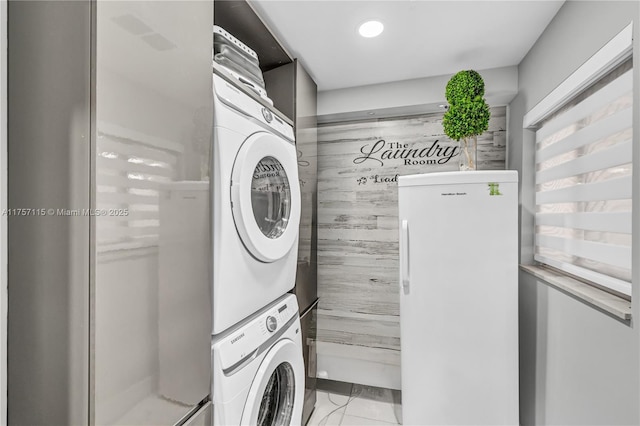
left=353, top=139, right=459, bottom=166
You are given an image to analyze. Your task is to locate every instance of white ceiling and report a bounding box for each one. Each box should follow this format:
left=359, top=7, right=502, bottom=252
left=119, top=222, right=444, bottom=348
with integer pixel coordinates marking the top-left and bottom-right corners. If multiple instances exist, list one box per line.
left=250, top=0, right=565, bottom=91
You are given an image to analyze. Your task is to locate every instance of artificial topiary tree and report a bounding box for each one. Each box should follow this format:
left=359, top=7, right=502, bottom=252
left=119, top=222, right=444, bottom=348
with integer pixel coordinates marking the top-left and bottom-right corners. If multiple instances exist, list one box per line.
left=442, top=70, right=490, bottom=170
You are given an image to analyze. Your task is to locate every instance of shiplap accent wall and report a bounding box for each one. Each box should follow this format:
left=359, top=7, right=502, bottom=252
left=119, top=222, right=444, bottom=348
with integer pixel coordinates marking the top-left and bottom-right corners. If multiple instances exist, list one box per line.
left=316, top=107, right=506, bottom=386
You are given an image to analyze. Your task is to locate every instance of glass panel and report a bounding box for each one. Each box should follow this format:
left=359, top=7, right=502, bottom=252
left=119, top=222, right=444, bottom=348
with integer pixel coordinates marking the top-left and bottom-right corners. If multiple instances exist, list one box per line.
left=95, top=1, right=213, bottom=424
left=258, top=362, right=295, bottom=426
left=536, top=246, right=632, bottom=283
left=252, top=156, right=291, bottom=239
left=294, top=63, right=319, bottom=315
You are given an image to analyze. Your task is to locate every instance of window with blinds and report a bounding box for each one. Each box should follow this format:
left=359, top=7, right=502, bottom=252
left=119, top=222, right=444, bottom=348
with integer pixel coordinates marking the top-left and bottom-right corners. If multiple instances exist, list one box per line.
left=96, top=126, right=182, bottom=251
left=534, top=59, right=633, bottom=297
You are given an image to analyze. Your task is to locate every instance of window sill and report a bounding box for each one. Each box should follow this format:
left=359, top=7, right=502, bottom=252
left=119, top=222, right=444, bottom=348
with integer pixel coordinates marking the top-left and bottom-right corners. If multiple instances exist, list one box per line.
left=520, top=264, right=632, bottom=321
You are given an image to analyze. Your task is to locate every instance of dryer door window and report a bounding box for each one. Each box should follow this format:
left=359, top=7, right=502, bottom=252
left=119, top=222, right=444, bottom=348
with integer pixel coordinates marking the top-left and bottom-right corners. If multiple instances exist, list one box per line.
left=251, top=156, right=291, bottom=239
left=240, top=339, right=304, bottom=426
left=231, top=132, right=301, bottom=263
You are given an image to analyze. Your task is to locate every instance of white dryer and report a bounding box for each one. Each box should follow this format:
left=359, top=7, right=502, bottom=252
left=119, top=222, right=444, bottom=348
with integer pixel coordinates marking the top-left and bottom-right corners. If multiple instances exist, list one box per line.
left=212, top=293, right=304, bottom=425
left=212, top=70, right=301, bottom=334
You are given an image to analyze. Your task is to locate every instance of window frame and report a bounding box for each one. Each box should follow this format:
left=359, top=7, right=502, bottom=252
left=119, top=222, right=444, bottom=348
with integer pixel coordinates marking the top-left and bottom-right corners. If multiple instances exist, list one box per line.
left=523, top=22, right=634, bottom=298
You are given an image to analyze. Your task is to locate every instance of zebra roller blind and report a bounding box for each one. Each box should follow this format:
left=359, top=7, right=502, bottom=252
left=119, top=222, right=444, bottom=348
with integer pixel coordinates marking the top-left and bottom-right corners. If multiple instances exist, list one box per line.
left=535, top=61, right=633, bottom=297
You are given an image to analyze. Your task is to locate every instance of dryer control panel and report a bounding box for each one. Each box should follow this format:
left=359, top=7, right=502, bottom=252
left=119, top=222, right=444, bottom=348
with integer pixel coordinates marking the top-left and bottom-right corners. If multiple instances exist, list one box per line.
left=213, top=74, right=294, bottom=142
left=214, top=294, right=299, bottom=373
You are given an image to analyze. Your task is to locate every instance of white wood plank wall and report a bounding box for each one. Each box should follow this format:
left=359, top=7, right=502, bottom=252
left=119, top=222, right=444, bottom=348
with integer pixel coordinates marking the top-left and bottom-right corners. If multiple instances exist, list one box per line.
left=316, top=107, right=506, bottom=383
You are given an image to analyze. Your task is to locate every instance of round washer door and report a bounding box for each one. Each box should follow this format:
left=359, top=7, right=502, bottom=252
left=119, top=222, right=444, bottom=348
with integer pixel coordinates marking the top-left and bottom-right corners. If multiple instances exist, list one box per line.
left=231, top=132, right=301, bottom=263
left=240, top=339, right=304, bottom=426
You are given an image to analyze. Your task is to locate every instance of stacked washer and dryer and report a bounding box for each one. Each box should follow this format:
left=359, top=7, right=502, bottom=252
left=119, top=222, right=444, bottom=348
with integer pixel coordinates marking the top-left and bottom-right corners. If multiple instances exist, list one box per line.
left=210, top=27, right=305, bottom=426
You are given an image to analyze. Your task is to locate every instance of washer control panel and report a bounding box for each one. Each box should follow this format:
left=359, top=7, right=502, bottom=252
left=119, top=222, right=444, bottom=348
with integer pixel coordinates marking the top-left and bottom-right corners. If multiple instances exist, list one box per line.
left=214, top=294, right=299, bottom=371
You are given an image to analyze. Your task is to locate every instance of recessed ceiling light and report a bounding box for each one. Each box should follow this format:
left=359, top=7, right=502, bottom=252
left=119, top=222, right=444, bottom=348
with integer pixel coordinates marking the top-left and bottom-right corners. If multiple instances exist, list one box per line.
left=359, top=21, right=384, bottom=38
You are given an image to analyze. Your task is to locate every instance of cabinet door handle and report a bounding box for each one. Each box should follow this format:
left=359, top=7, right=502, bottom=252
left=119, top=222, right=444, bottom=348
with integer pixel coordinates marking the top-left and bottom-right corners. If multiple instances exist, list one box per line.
left=401, top=219, right=410, bottom=292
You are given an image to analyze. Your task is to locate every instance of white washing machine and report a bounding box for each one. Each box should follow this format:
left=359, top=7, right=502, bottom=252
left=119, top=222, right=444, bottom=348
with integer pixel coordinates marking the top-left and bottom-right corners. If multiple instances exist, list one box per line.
left=212, top=293, right=304, bottom=425
left=212, top=70, right=301, bottom=334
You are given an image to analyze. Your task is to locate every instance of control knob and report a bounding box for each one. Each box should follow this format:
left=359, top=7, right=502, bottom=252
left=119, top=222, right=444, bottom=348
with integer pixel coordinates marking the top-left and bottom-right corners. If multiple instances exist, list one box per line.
left=261, top=107, right=273, bottom=123
left=266, top=316, right=278, bottom=332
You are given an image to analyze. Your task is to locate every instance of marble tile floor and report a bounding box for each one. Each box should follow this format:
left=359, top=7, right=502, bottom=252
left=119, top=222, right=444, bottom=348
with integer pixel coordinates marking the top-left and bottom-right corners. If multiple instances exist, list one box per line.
left=307, top=380, right=402, bottom=426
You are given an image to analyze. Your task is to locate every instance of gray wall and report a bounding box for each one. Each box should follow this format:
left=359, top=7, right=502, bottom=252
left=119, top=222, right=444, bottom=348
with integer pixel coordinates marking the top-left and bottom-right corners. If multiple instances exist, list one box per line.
left=1, top=0, right=7, bottom=422
left=7, top=2, right=92, bottom=424
left=508, top=1, right=640, bottom=424
left=317, top=66, right=518, bottom=123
